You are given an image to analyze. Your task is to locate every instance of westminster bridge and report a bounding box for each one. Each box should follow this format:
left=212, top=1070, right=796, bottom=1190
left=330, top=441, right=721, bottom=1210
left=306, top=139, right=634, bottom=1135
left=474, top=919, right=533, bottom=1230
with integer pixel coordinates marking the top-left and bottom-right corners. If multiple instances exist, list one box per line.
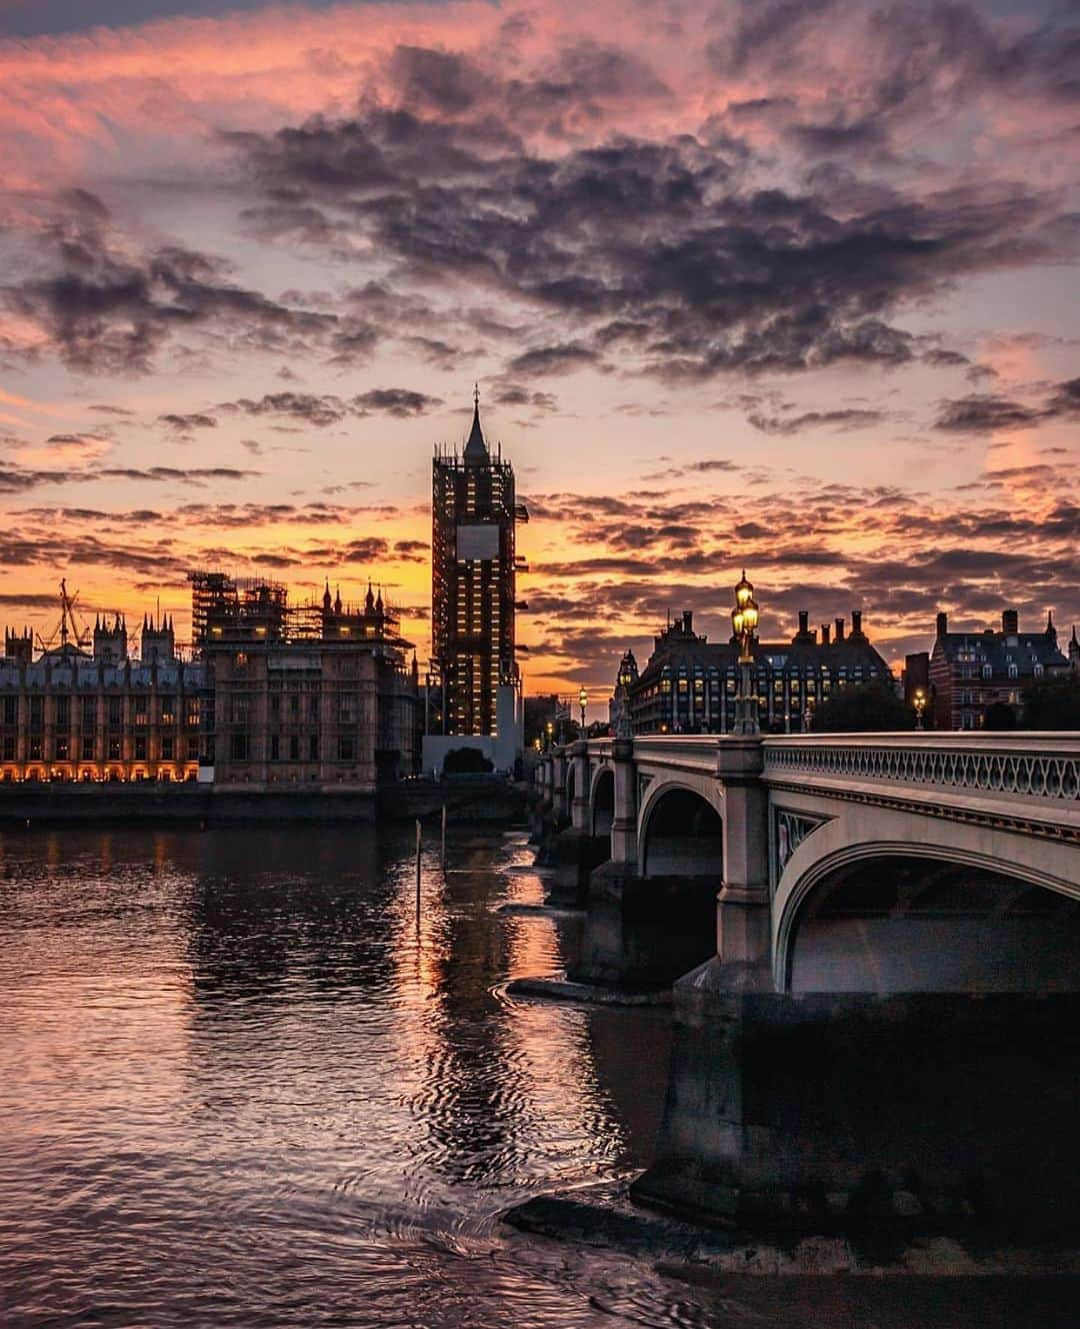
left=531, top=732, right=1080, bottom=1228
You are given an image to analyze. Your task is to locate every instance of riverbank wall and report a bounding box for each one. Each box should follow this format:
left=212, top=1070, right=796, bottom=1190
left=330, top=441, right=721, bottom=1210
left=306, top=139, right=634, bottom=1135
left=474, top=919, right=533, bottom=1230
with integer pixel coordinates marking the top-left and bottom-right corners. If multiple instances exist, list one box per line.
left=0, top=775, right=527, bottom=827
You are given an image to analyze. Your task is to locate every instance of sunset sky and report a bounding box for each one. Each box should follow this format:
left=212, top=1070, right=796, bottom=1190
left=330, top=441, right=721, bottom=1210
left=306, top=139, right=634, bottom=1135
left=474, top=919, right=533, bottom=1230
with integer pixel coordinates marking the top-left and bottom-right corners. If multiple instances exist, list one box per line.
left=1, top=0, right=1077, bottom=709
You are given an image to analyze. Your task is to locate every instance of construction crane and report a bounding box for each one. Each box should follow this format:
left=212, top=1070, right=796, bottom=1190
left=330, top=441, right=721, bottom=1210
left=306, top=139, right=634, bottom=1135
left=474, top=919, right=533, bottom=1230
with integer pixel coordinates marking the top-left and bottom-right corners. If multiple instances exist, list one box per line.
left=36, top=579, right=92, bottom=654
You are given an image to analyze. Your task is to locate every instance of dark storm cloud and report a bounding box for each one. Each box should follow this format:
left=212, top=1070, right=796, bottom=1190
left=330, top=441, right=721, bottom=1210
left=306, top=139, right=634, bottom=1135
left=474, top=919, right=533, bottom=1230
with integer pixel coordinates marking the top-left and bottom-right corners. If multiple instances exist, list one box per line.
left=351, top=388, right=444, bottom=417
left=222, top=387, right=442, bottom=424
left=250, top=552, right=301, bottom=568
left=232, top=86, right=1078, bottom=382
left=709, top=0, right=1080, bottom=158
left=492, top=384, right=558, bottom=411
left=44, top=432, right=109, bottom=447
left=87, top=403, right=136, bottom=417
left=933, top=377, right=1080, bottom=433
left=389, top=44, right=480, bottom=115
left=98, top=466, right=260, bottom=484
left=1047, top=377, right=1080, bottom=415
left=0, top=592, right=71, bottom=609
left=506, top=343, right=601, bottom=377
left=747, top=407, right=885, bottom=435
left=0, top=465, right=72, bottom=493
left=686, top=459, right=740, bottom=473
left=0, top=463, right=258, bottom=495
left=342, top=537, right=390, bottom=563
left=934, top=394, right=1044, bottom=433
left=0, top=530, right=190, bottom=576
left=3, top=191, right=342, bottom=375
left=394, top=539, right=430, bottom=561
left=159, top=412, right=217, bottom=431
left=222, top=392, right=348, bottom=427
left=923, top=348, right=970, bottom=369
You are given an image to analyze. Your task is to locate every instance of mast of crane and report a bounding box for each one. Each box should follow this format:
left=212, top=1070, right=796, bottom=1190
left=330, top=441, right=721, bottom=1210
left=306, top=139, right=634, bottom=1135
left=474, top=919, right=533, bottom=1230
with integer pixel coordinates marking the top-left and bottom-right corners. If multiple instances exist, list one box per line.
left=59, top=578, right=71, bottom=649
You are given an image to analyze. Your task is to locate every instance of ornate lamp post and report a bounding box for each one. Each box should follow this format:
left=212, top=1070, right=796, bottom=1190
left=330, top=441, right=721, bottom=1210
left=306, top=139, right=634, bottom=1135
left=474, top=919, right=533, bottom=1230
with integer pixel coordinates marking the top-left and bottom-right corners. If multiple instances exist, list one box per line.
left=913, top=687, right=927, bottom=730
left=545, top=720, right=554, bottom=751
left=579, top=685, right=588, bottom=740
left=731, top=570, right=760, bottom=736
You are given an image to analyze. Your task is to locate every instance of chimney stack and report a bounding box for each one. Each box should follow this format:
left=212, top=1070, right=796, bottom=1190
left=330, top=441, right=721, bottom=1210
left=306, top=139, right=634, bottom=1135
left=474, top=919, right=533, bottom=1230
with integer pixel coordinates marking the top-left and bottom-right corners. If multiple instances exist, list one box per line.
left=936, top=611, right=948, bottom=637
left=682, top=610, right=693, bottom=635
left=821, top=623, right=831, bottom=645
left=835, top=616, right=845, bottom=643
left=798, top=610, right=808, bottom=637
left=851, top=609, right=863, bottom=637
left=1002, top=609, right=1019, bottom=636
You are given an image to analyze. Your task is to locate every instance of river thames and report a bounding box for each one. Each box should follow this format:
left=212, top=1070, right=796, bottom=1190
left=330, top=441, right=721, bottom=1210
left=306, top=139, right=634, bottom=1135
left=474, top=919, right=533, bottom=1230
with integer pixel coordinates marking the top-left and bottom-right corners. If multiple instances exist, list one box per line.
left=1, top=825, right=1075, bottom=1328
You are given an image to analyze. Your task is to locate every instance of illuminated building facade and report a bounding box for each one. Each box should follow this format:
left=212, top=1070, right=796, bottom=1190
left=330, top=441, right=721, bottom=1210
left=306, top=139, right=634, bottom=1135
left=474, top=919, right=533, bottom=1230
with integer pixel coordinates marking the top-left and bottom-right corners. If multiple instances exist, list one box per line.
left=1, top=576, right=418, bottom=788
left=0, top=614, right=203, bottom=784
left=620, top=609, right=892, bottom=735
left=431, top=390, right=524, bottom=739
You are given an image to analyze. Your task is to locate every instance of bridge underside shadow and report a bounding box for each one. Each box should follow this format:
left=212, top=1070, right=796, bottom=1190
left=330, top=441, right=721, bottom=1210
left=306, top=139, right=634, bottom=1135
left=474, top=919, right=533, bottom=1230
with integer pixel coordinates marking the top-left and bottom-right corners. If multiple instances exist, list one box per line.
left=635, top=855, right=1080, bottom=1235
left=791, top=855, right=1080, bottom=993
left=567, top=787, right=722, bottom=990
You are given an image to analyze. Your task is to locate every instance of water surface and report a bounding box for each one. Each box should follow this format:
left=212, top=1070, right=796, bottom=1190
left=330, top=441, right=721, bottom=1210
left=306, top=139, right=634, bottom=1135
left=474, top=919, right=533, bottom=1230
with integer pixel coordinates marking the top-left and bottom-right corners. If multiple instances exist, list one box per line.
left=1, top=824, right=1074, bottom=1328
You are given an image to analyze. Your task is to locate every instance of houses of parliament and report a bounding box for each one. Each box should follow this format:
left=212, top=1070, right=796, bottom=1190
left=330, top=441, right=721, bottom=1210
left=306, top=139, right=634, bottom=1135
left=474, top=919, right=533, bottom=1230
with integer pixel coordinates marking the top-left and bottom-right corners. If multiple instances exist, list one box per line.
left=0, top=575, right=418, bottom=789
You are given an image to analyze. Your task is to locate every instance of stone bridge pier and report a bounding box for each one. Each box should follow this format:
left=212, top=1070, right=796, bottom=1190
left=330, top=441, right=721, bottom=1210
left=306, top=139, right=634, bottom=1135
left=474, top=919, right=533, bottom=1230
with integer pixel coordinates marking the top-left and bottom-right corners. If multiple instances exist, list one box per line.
left=529, top=750, right=567, bottom=861
left=536, top=733, right=1080, bottom=1233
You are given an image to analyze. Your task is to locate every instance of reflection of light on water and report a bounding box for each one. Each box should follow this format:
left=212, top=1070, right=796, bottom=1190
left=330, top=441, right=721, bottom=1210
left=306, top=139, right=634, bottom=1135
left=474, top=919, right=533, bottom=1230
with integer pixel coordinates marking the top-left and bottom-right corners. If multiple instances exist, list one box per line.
left=2, top=824, right=1007, bottom=1328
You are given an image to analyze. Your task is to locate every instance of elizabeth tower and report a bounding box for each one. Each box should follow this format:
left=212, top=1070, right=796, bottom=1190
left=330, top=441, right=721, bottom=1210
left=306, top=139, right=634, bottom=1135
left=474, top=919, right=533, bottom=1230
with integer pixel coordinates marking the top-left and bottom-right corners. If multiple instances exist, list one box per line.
left=431, top=389, right=520, bottom=736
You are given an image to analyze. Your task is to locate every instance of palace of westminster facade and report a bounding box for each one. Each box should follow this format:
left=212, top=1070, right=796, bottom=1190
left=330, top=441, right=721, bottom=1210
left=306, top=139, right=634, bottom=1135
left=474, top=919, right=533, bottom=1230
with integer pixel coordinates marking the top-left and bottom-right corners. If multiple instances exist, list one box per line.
left=0, top=575, right=418, bottom=789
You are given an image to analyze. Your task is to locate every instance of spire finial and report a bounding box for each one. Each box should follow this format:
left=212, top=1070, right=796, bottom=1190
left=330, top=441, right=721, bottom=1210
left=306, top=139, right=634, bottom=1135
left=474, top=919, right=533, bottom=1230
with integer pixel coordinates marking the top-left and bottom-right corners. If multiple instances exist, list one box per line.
left=474, top=381, right=479, bottom=409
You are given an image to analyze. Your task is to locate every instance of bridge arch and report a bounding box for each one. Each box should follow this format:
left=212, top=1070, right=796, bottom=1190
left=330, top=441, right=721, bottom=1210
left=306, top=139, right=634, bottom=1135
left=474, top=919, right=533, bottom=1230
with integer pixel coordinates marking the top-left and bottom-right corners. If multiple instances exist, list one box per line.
left=638, top=780, right=724, bottom=879
left=774, top=823, right=1080, bottom=993
left=589, top=766, right=614, bottom=838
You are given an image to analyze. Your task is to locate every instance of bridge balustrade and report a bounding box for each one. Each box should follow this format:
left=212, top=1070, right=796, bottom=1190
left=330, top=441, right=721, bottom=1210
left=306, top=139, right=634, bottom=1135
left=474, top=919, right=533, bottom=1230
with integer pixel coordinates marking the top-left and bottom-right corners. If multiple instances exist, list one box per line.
left=762, top=733, right=1080, bottom=803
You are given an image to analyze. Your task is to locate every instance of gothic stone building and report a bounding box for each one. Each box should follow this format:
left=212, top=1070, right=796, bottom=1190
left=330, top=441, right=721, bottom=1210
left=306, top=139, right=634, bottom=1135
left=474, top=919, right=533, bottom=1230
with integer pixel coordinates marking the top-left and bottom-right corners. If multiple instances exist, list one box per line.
left=929, top=609, right=1071, bottom=730
left=620, top=608, right=892, bottom=735
left=193, top=573, right=418, bottom=790
left=1, top=575, right=419, bottom=790
left=0, top=615, right=203, bottom=784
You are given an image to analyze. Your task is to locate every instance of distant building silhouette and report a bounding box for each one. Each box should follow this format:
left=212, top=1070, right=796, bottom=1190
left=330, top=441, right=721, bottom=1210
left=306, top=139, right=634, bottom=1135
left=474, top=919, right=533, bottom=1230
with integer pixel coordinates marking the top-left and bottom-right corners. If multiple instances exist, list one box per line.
left=930, top=608, right=1070, bottom=730
left=614, top=608, right=891, bottom=735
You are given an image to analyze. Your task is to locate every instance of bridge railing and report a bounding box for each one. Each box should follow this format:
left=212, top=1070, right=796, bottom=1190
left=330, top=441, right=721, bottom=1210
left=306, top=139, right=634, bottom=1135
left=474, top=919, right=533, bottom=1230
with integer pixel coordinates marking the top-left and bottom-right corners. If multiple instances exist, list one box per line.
left=761, top=733, right=1080, bottom=804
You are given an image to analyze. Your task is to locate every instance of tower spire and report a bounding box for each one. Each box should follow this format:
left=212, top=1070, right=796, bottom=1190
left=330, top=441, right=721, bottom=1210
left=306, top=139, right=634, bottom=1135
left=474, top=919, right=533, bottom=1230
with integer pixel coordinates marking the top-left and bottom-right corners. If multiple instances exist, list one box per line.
left=464, top=382, right=487, bottom=462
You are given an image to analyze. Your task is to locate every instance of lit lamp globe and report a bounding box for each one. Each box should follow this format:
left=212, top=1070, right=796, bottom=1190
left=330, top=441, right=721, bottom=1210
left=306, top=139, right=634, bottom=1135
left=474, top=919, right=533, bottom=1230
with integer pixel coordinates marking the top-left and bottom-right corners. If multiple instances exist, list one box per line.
left=731, top=571, right=761, bottom=734
left=731, top=571, right=759, bottom=662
